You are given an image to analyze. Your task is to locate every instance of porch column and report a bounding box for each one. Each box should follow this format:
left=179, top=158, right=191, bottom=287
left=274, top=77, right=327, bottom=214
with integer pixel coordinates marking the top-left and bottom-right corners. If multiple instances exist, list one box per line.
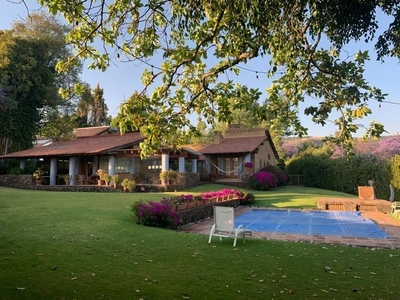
left=178, top=157, right=185, bottom=173
left=205, top=156, right=211, bottom=173
left=49, top=157, right=57, bottom=186
left=69, top=157, right=76, bottom=185
left=239, top=156, right=244, bottom=177
left=92, top=156, right=99, bottom=175
left=161, top=153, right=169, bottom=172
left=218, top=157, right=223, bottom=171
left=108, top=155, right=115, bottom=176
left=75, top=157, right=80, bottom=176
left=192, top=159, right=197, bottom=173
left=19, top=159, right=26, bottom=171
left=130, top=157, right=136, bottom=174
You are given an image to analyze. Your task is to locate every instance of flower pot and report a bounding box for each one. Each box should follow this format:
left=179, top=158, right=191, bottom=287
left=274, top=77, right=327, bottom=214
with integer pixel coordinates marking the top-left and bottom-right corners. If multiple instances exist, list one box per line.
left=35, top=179, right=42, bottom=186
left=245, top=167, right=252, bottom=174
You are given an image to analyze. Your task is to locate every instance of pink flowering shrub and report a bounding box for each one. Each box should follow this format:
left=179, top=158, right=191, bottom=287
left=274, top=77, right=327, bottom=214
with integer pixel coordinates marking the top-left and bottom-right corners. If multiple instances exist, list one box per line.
left=259, top=165, right=288, bottom=186
left=166, top=194, right=194, bottom=204
left=131, top=200, right=180, bottom=229
left=248, top=171, right=278, bottom=190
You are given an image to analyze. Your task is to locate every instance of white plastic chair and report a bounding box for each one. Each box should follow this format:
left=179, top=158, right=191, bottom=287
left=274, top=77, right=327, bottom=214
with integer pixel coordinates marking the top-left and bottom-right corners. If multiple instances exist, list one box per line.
left=208, top=206, right=251, bottom=247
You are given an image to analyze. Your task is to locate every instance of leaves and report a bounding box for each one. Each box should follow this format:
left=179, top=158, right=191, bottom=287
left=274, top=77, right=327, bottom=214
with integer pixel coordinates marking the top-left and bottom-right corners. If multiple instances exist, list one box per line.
left=37, top=0, right=400, bottom=155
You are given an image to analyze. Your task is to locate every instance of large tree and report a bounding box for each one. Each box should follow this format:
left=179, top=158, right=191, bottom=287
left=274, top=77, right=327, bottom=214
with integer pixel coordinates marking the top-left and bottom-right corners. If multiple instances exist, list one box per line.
left=37, top=0, right=400, bottom=156
left=74, top=83, right=110, bottom=127
left=0, top=12, right=80, bottom=154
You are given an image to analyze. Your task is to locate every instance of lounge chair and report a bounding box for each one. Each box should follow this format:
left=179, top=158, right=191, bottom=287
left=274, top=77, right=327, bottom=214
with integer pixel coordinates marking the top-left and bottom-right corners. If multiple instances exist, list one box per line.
left=208, top=206, right=252, bottom=247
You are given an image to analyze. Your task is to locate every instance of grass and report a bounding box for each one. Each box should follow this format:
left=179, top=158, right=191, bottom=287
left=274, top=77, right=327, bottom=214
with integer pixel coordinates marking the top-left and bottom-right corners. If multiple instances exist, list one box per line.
left=0, top=185, right=399, bottom=299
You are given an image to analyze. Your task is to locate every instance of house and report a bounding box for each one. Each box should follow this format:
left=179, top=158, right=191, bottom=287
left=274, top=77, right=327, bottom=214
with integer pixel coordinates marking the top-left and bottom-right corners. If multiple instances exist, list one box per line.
left=200, top=124, right=279, bottom=180
left=0, top=126, right=202, bottom=186
left=0, top=124, right=278, bottom=187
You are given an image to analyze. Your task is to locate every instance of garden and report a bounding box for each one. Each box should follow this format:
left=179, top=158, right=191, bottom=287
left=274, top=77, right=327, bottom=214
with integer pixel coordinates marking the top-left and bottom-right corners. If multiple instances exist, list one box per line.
left=1, top=184, right=399, bottom=299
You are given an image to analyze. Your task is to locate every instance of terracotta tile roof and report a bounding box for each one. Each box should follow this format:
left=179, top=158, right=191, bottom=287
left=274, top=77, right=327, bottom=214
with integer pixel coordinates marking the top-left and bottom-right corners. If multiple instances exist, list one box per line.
left=73, top=126, right=111, bottom=137
left=0, top=132, right=145, bottom=159
left=200, top=136, right=267, bottom=154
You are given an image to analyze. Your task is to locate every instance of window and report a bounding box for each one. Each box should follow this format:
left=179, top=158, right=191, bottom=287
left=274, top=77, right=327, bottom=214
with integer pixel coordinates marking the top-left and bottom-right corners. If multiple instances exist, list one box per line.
left=115, top=157, right=130, bottom=173
left=99, top=156, right=108, bottom=172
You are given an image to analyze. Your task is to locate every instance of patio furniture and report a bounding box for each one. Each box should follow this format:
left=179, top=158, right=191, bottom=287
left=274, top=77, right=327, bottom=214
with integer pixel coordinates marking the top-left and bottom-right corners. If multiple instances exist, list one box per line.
left=208, top=206, right=252, bottom=247
left=391, top=201, right=400, bottom=218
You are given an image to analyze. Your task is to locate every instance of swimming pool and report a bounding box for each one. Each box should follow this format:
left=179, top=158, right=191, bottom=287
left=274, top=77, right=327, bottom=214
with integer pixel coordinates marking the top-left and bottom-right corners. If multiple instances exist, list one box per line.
left=234, top=209, right=391, bottom=239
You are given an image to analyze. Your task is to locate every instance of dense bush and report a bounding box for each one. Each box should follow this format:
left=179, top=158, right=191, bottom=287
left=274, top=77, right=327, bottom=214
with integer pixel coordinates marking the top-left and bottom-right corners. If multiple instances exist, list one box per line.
left=286, top=152, right=394, bottom=199
left=259, top=165, right=289, bottom=186
left=241, top=192, right=255, bottom=205
left=248, top=171, right=277, bottom=190
left=131, top=199, right=180, bottom=229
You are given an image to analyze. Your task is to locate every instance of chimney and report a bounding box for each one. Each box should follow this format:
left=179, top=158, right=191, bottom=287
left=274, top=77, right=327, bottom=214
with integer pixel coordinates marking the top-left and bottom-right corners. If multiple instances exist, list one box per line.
left=213, top=131, right=222, bottom=144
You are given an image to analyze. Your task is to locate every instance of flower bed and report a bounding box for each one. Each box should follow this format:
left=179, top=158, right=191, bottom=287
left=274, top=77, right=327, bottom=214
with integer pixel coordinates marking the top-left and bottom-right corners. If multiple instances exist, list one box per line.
left=131, top=189, right=255, bottom=228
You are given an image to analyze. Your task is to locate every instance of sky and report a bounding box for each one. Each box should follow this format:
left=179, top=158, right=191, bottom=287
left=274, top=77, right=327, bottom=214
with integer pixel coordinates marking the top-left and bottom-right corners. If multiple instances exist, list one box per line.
left=1, top=0, right=399, bottom=138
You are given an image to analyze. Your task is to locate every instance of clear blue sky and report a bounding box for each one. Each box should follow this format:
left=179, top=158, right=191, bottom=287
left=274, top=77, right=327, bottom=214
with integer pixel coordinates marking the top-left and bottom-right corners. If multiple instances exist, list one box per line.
left=1, top=0, right=399, bottom=137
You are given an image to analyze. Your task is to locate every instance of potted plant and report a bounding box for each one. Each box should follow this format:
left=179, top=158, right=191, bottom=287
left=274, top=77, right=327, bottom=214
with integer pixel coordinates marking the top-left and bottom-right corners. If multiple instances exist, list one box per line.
left=63, top=174, right=72, bottom=185
left=168, top=170, right=179, bottom=184
left=96, top=169, right=106, bottom=185
left=121, top=178, right=130, bottom=191
left=32, top=168, right=44, bottom=185
left=111, top=174, right=120, bottom=188
left=126, top=179, right=136, bottom=192
left=244, top=161, right=254, bottom=174
left=159, top=171, right=170, bottom=185
left=102, top=173, right=112, bottom=186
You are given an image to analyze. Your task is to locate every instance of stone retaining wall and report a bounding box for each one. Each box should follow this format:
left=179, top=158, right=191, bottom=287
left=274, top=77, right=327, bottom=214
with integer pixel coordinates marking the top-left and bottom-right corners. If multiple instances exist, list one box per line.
left=317, top=197, right=392, bottom=214
left=176, top=199, right=241, bottom=227
left=0, top=173, right=200, bottom=192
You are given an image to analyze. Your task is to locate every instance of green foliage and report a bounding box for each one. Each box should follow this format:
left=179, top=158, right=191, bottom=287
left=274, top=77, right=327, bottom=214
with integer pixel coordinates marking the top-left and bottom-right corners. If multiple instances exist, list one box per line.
left=111, top=174, right=120, bottom=184
left=240, top=192, right=255, bottom=205
left=0, top=12, right=81, bottom=154
left=126, top=179, right=136, bottom=191
left=32, top=168, right=45, bottom=180
left=390, top=155, right=400, bottom=195
left=286, top=150, right=394, bottom=200
left=121, top=178, right=130, bottom=188
left=8, top=167, right=23, bottom=174
left=38, top=0, right=400, bottom=156
left=40, top=113, right=77, bottom=142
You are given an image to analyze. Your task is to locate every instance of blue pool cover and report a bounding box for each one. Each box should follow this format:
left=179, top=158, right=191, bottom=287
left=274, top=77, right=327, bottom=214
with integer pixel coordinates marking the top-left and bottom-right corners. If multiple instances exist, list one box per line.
left=234, top=210, right=391, bottom=239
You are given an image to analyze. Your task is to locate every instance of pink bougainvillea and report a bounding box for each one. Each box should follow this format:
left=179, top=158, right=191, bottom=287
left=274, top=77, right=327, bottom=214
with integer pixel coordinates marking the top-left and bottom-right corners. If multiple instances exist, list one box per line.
left=248, top=171, right=278, bottom=190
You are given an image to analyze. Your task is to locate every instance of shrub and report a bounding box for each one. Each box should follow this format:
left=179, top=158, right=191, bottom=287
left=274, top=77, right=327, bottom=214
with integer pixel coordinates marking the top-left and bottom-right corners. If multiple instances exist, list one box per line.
left=127, top=179, right=136, bottom=192
left=241, top=193, right=255, bottom=205
left=121, top=178, right=130, bottom=189
left=248, top=171, right=278, bottom=190
left=131, top=200, right=180, bottom=229
left=259, top=165, right=289, bottom=186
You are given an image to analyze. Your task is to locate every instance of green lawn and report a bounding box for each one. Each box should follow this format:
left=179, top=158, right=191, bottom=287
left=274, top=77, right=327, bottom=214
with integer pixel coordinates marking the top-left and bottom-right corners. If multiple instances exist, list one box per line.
left=0, top=185, right=398, bottom=299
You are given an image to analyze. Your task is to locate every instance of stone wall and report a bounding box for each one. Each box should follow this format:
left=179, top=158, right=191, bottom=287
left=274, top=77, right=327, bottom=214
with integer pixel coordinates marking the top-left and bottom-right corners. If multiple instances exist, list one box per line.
left=176, top=199, right=241, bottom=227
left=0, top=174, right=34, bottom=188
left=0, top=173, right=201, bottom=192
